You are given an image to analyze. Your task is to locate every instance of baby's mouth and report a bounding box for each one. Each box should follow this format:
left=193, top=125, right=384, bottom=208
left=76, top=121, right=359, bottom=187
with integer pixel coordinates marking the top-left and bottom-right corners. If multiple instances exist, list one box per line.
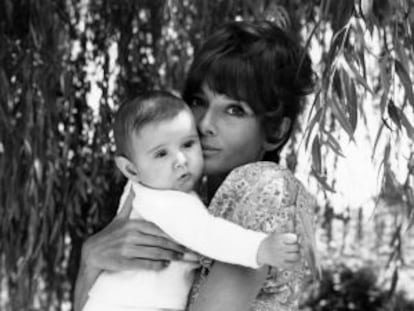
left=178, top=172, right=191, bottom=181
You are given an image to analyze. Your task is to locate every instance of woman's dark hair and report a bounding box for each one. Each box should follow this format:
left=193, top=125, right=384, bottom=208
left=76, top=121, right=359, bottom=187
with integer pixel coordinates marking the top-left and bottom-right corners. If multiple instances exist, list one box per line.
left=182, top=20, right=315, bottom=162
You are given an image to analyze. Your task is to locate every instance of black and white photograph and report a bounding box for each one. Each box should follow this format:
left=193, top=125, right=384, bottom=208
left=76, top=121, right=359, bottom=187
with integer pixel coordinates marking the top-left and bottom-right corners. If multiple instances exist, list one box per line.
left=1, top=1, right=413, bottom=310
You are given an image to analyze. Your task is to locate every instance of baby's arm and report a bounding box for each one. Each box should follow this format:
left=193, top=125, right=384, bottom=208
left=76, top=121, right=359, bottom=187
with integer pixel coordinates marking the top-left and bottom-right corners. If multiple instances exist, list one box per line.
left=136, top=184, right=299, bottom=269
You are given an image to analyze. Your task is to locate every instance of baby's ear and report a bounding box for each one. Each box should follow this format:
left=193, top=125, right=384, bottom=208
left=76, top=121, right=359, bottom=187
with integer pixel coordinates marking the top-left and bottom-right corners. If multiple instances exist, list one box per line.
left=263, top=117, right=292, bottom=151
left=115, top=156, right=140, bottom=182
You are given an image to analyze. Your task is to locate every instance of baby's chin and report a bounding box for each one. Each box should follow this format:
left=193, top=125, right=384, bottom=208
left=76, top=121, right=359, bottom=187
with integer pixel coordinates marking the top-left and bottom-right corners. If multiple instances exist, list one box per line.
left=172, top=177, right=199, bottom=193
left=139, top=181, right=193, bottom=193
left=171, top=182, right=196, bottom=193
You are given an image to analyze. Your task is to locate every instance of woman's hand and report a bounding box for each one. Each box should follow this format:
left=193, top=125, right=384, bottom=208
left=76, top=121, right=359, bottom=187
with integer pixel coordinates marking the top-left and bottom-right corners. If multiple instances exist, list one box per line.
left=82, top=188, right=185, bottom=272
left=82, top=193, right=185, bottom=273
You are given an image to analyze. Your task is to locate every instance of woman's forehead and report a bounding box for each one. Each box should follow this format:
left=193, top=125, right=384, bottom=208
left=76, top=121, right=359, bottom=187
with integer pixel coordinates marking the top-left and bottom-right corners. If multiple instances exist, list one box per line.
left=199, top=81, right=244, bottom=101
left=200, top=83, right=245, bottom=104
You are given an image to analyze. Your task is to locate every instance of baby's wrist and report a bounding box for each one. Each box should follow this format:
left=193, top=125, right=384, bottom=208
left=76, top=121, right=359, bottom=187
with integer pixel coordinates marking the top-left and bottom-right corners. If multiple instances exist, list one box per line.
left=256, top=237, right=269, bottom=267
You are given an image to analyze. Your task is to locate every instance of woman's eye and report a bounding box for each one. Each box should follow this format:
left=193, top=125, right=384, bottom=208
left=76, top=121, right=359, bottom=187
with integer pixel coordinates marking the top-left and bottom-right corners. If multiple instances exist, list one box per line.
left=155, top=150, right=167, bottom=158
left=189, top=97, right=205, bottom=108
left=227, top=105, right=246, bottom=116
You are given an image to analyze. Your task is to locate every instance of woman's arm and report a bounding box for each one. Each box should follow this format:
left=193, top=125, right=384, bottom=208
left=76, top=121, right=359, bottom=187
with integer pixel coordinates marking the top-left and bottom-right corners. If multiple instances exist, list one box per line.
left=74, top=255, right=101, bottom=311
left=73, top=190, right=186, bottom=311
left=190, top=262, right=267, bottom=311
left=189, top=163, right=307, bottom=311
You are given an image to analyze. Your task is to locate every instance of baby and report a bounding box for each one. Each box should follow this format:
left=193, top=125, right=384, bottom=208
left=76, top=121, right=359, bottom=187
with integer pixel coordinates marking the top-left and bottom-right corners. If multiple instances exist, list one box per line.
left=82, top=90, right=300, bottom=311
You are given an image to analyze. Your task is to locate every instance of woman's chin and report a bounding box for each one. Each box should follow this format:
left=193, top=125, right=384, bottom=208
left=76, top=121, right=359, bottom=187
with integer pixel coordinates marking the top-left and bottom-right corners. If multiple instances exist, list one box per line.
left=203, top=160, right=229, bottom=176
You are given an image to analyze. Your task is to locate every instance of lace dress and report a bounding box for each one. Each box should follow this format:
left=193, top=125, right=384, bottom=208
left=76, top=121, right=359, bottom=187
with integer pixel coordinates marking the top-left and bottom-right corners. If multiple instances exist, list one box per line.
left=188, top=162, right=318, bottom=311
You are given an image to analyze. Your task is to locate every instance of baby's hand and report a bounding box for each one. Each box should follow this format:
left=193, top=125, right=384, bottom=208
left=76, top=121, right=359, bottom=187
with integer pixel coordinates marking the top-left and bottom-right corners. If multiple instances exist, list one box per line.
left=257, top=233, right=301, bottom=269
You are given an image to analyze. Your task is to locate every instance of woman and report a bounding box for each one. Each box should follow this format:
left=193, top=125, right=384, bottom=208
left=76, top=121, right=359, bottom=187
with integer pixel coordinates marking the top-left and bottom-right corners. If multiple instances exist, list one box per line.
left=75, top=20, right=316, bottom=311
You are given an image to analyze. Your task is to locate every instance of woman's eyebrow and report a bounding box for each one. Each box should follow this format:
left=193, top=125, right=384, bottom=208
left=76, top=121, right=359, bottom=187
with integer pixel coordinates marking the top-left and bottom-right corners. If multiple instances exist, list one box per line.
left=234, top=100, right=256, bottom=114
left=231, top=99, right=249, bottom=108
left=218, top=93, right=245, bottom=104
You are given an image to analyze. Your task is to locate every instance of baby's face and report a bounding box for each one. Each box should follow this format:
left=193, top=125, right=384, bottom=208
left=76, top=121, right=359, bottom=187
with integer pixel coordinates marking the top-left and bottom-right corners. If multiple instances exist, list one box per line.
left=130, top=110, right=203, bottom=192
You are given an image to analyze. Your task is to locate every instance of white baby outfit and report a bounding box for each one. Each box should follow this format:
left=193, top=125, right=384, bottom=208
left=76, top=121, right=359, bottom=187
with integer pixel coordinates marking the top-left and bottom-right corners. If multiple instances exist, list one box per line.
left=83, top=181, right=267, bottom=311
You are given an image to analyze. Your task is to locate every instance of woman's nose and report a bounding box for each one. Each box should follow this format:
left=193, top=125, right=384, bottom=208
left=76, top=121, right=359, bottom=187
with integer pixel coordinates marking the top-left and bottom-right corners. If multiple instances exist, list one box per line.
left=197, top=110, right=216, bottom=137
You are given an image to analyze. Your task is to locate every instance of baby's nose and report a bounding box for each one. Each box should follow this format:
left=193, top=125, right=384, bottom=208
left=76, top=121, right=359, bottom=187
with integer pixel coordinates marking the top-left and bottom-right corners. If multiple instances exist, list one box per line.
left=174, top=152, right=187, bottom=168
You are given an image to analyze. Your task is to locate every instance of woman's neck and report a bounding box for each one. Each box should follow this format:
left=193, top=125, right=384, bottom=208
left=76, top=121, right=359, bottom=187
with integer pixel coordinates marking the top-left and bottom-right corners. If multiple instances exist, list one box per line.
left=206, top=174, right=227, bottom=202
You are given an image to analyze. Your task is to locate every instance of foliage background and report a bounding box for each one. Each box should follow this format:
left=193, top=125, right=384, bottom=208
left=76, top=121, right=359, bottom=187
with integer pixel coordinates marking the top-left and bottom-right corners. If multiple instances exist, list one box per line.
left=0, top=0, right=413, bottom=310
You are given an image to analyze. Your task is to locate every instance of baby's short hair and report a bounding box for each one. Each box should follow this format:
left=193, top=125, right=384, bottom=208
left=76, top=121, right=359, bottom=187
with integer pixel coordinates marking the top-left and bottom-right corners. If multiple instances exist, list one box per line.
left=114, top=90, right=189, bottom=159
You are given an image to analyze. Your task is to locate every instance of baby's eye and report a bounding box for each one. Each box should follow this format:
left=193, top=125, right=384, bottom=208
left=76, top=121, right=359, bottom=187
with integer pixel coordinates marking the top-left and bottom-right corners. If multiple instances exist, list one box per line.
left=183, top=140, right=195, bottom=149
left=154, top=150, right=167, bottom=158
left=227, top=105, right=246, bottom=117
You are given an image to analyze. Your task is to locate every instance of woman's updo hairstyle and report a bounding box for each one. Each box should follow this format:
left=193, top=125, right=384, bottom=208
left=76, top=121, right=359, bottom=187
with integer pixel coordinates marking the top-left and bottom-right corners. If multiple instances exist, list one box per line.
left=183, top=20, right=315, bottom=162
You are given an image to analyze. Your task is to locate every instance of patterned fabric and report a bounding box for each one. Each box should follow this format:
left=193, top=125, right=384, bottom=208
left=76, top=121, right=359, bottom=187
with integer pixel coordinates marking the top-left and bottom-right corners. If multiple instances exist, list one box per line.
left=188, top=162, right=318, bottom=311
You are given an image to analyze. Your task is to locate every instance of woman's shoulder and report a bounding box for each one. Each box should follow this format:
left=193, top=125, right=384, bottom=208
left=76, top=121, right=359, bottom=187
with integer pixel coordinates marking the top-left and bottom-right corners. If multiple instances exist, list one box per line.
left=226, top=161, right=299, bottom=186
left=222, top=161, right=300, bottom=202
left=209, top=162, right=298, bottom=231
left=229, top=161, right=290, bottom=177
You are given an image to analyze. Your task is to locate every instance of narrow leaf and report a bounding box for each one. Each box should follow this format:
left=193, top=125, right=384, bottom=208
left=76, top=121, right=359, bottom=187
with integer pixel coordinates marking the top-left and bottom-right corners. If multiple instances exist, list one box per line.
left=311, top=169, right=336, bottom=193
left=387, top=99, right=401, bottom=129
left=393, top=35, right=410, bottom=71
left=333, top=69, right=343, bottom=99
left=379, top=85, right=390, bottom=117
left=327, top=28, right=348, bottom=65
left=400, top=111, right=414, bottom=140
left=342, top=53, right=373, bottom=94
left=324, top=131, right=345, bottom=157
left=395, top=59, right=414, bottom=109
left=406, top=187, right=414, bottom=226
left=384, top=142, right=391, bottom=164
left=312, top=135, right=322, bottom=174
left=330, top=95, right=355, bottom=140
left=388, top=268, right=399, bottom=298
left=379, top=56, right=391, bottom=112
left=345, top=76, right=358, bottom=133
left=305, top=103, right=323, bottom=150
left=357, top=44, right=367, bottom=82
left=372, top=123, right=384, bottom=159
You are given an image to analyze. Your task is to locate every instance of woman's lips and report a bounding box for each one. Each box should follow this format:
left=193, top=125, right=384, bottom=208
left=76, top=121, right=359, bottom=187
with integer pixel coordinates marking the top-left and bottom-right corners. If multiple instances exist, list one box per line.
left=202, top=145, right=220, bottom=156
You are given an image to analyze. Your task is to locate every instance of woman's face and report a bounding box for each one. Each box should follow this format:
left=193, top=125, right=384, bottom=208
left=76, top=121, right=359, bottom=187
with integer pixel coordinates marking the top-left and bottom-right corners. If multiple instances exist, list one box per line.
left=189, top=83, right=267, bottom=176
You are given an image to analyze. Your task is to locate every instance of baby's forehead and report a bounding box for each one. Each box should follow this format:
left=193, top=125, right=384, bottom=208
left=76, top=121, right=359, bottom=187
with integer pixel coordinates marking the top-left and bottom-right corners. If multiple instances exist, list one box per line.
left=134, top=109, right=196, bottom=138
left=152, top=108, right=194, bottom=127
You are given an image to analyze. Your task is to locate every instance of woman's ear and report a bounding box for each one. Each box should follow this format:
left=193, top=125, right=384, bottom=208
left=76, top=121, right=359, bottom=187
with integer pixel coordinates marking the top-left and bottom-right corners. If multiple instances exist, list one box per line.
left=115, top=156, right=140, bottom=183
left=263, top=117, right=292, bottom=151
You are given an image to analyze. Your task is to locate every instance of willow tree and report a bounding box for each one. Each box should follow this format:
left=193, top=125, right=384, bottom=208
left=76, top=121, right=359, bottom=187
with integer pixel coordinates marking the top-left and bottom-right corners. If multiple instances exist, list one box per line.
left=1, top=0, right=413, bottom=310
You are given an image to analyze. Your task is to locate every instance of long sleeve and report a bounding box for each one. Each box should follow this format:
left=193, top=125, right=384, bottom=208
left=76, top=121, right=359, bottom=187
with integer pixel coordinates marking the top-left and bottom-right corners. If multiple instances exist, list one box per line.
left=131, top=182, right=267, bottom=269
